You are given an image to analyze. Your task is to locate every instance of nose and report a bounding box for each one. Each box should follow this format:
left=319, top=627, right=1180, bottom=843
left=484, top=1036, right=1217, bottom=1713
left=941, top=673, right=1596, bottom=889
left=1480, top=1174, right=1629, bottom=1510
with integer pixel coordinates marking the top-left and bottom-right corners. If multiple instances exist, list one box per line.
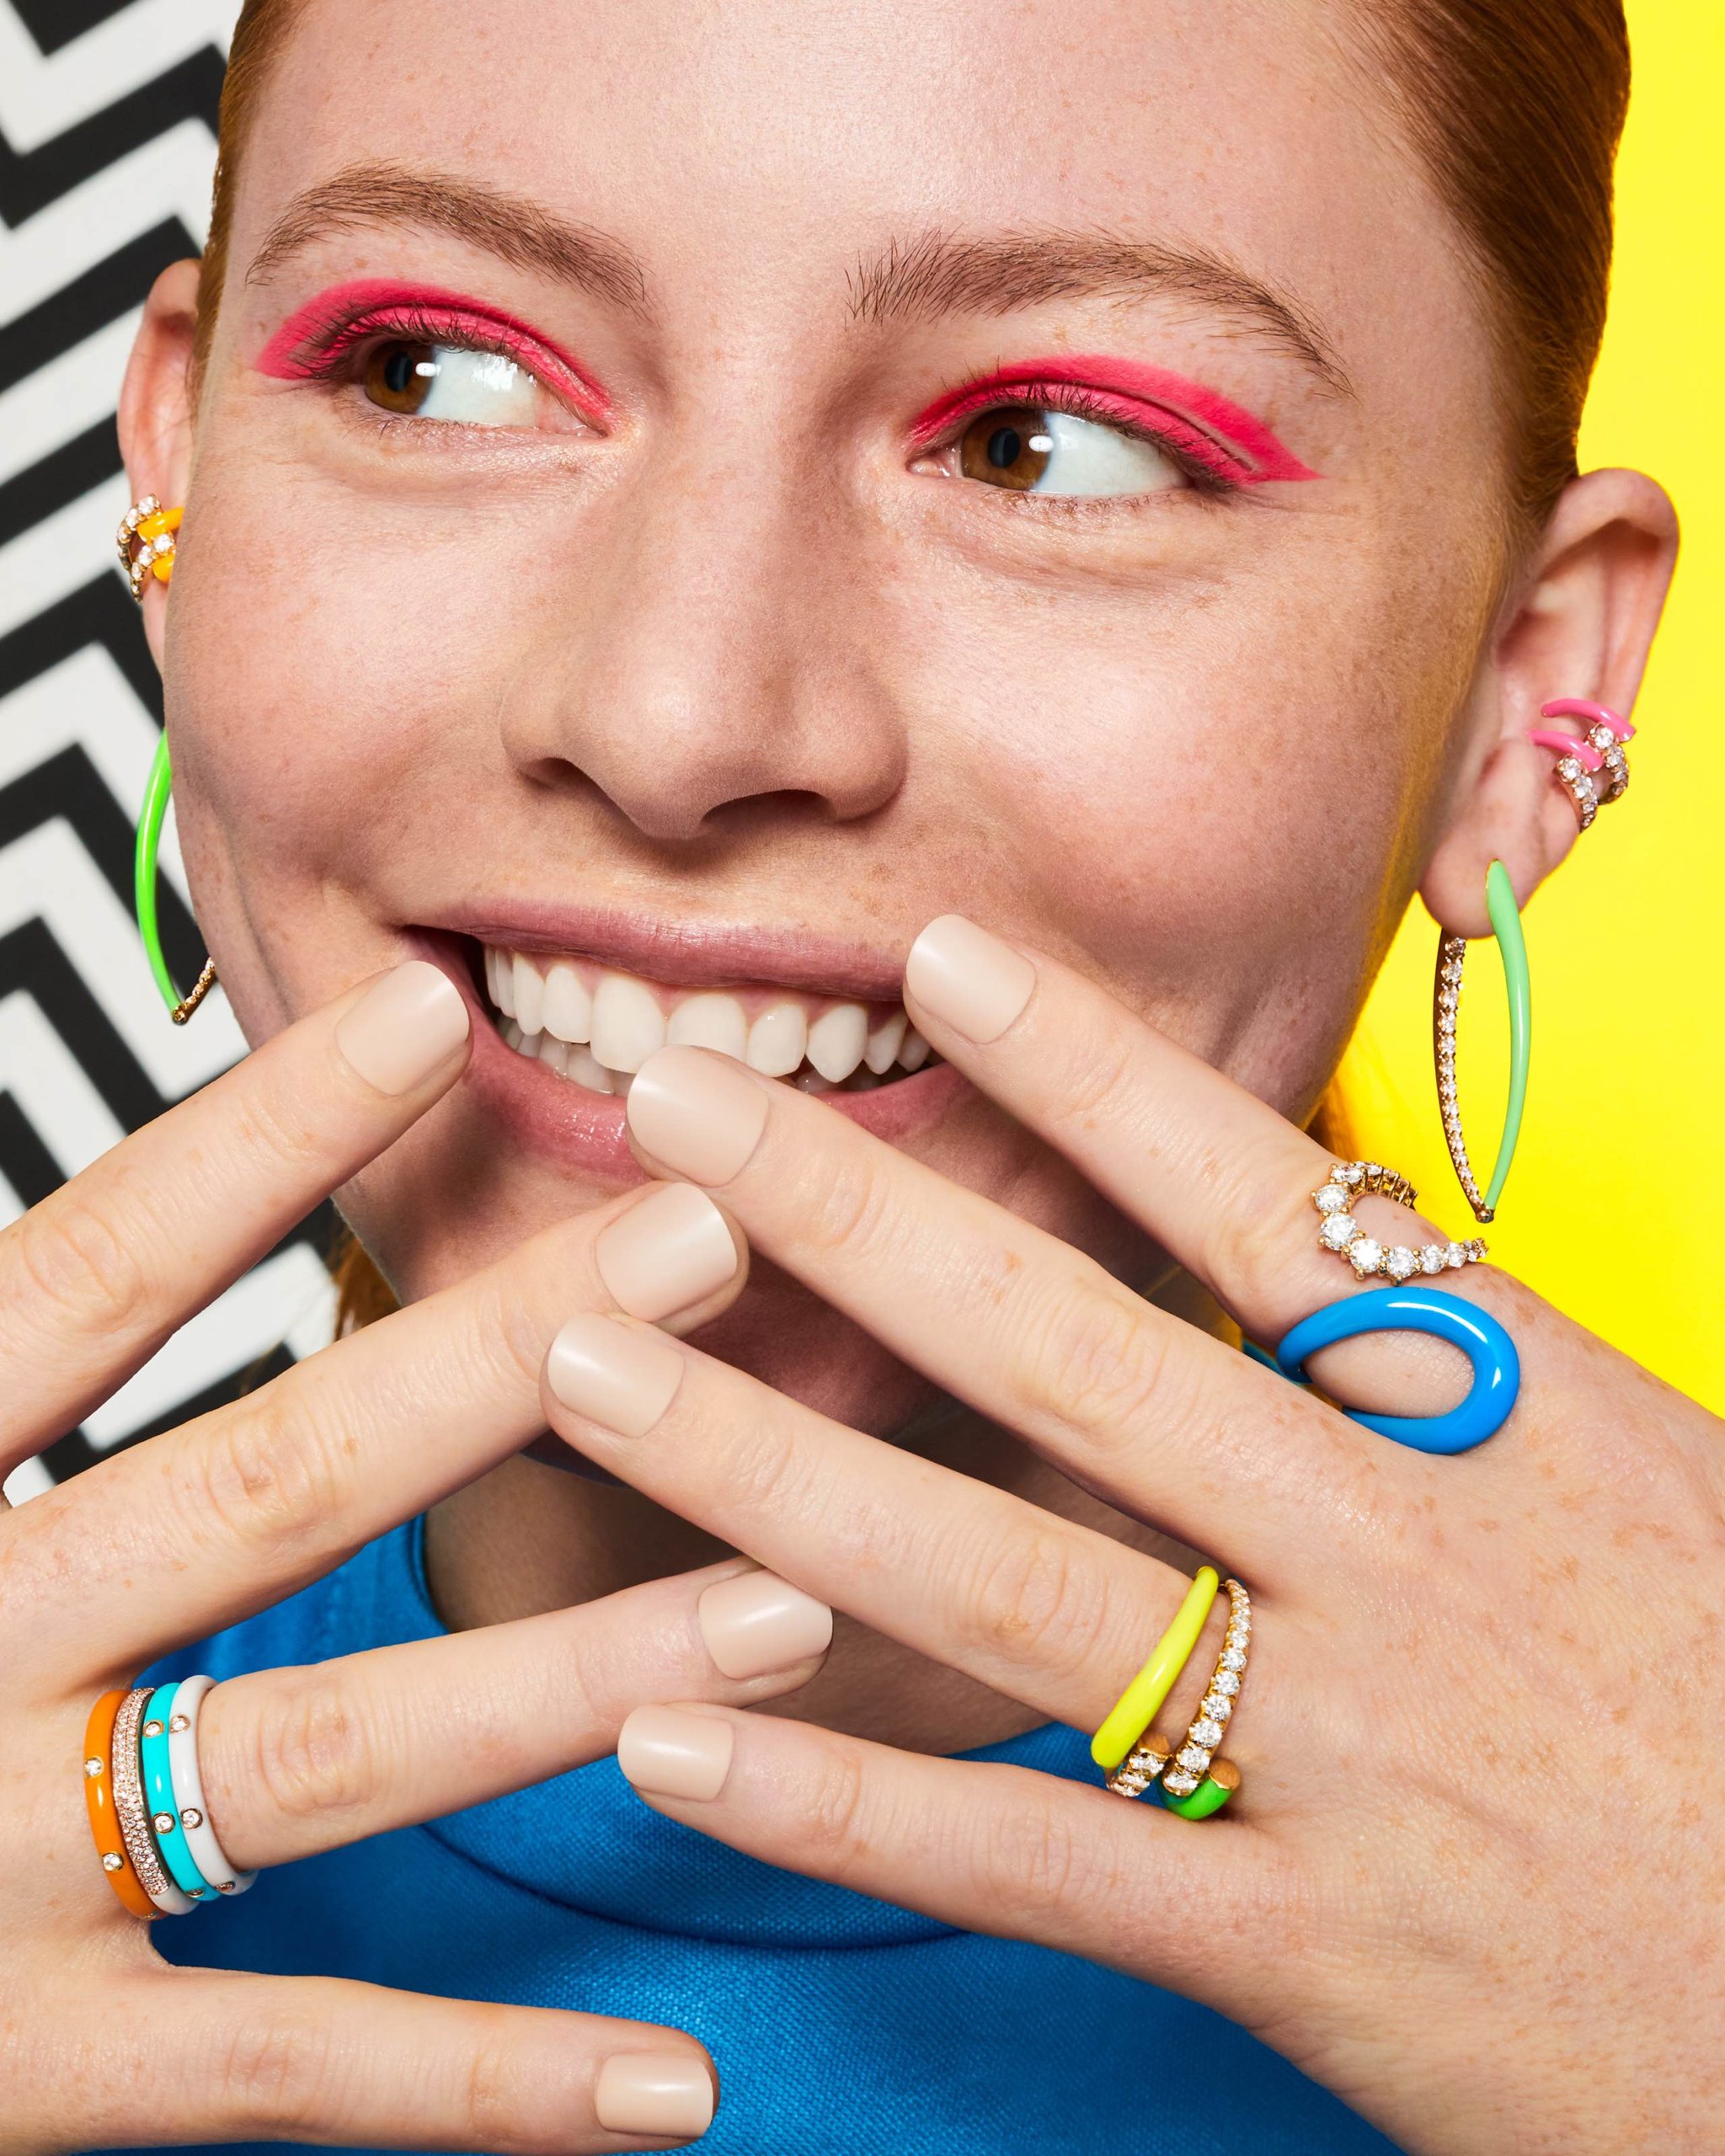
left=498, top=436, right=907, bottom=844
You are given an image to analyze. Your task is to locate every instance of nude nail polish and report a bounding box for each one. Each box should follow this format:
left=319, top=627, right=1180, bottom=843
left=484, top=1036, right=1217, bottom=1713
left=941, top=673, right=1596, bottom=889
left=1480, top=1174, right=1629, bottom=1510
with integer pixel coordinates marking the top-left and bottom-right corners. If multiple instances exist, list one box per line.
left=595, top=1182, right=739, bottom=1321
left=627, top=1045, right=771, bottom=1185
left=546, top=1314, right=685, bottom=1437
left=905, top=915, right=1037, bottom=1044
left=334, top=960, right=469, bottom=1094
left=617, top=1704, right=735, bottom=1800
left=698, top=1568, right=833, bottom=1678
left=594, top=2052, right=715, bottom=2138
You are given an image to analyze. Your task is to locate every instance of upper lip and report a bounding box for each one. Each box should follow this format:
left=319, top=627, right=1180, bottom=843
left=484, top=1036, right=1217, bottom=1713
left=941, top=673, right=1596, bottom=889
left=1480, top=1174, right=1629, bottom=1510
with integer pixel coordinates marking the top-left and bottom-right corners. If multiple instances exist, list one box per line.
left=420, top=904, right=916, bottom=1002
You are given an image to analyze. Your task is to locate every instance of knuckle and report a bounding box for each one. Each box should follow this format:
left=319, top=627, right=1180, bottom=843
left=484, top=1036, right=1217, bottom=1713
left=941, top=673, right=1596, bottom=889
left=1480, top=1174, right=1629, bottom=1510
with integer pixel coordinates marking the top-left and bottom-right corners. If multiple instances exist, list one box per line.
left=250, top=1673, right=383, bottom=1826
left=216, top=2009, right=337, bottom=2133
left=801, top=1742, right=872, bottom=1876
left=190, top=1388, right=358, bottom=1563
left=793, top=1149, right=899, bottom=1264
left=459, top=2028, right=532, bottom=2149
left=969, top=1785, right=1093, bottom=1917
left=1228, top=1155, right=1317, bottom=1308
left=6, top=1189, right=153, bottom=1343
left=956, top=1524, right=1114, bottom=1684
left=1042, top=1022, right=1142, bottom=1138
left=1012, top=1273, right=1169, bottom=1438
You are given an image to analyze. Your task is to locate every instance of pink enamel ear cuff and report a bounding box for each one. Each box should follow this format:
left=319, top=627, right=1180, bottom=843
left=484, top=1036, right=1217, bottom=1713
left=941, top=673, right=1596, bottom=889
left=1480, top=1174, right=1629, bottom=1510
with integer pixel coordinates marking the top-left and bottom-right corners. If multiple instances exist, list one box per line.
left=1525, top=698, right=1635, bottom=832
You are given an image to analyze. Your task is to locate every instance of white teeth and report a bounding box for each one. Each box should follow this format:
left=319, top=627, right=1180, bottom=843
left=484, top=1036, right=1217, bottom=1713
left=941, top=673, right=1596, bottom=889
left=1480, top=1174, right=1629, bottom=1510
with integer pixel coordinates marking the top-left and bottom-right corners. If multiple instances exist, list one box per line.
left=864, top=1008, right=907, bottom=1075
left=485, top=944, right=937, bottom=1094
left=806, top=1001, right=868, bottom=1082
left=667, top=991, right=748, bottom=1059
left=568, top=1044, right=615, bottom=1093
left=542, top=962, right=592, bottom=1045
left=746, top=1000, right=808, bottom=1077
left=489, top=947, right=516, bottom=1018
left=590, top=970, right=666, bottom=1073
left=512, top=953, right=543, bottom=1038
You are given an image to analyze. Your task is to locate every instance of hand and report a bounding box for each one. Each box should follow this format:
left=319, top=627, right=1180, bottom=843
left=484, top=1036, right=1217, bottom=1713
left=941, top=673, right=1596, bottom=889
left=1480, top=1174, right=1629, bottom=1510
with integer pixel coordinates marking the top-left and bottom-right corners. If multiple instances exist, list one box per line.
left=0, top=961, right=828, bottom=2155
left=539, top=917, right=1725, bottom=2156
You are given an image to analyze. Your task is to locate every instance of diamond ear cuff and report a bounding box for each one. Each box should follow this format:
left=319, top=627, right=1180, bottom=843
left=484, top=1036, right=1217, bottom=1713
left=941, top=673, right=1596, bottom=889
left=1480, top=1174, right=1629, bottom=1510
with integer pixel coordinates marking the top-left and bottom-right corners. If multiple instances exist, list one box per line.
left=1525, top=697, right=1634, bottom=833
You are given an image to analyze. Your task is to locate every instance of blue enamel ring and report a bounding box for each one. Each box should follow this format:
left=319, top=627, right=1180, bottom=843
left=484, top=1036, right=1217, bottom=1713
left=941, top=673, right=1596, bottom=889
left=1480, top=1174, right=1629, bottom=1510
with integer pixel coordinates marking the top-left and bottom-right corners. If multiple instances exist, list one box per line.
left=138, top=1682, right=215, bottom=1903
left=1274, top=1286, right=1519, bottom=1454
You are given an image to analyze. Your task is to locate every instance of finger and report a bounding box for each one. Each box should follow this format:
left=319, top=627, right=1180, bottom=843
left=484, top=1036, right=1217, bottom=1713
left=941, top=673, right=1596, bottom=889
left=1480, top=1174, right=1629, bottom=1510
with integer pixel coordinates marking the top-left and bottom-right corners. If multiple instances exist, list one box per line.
left=0, top=959, right=471, bottom=1476
left=900, top=915, right=1516, bottom=1411
left=622, top=1048, right=1391, bottom=1571
left=197, top=1559, right=830, bottom=1870
left=613, top=1702, right=1277, bottom=2024
left=542, top=1311, right=1289, bottom=1744
left=18, top=1182, right=749, bottom=1678
left=63, top=1967, right=717, bottom=2153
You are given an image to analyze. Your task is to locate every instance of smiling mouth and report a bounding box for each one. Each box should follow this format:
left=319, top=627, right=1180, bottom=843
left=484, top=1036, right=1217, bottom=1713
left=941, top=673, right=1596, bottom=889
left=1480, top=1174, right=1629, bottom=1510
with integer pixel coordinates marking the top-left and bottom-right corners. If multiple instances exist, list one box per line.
left=474, top=941, right=940, bottom=1097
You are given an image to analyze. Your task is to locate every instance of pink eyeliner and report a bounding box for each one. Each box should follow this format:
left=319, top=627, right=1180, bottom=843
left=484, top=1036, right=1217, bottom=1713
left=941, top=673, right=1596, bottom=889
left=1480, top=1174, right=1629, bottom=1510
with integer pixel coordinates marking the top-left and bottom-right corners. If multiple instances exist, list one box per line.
left=254, top=278, right=613, bottom=419
left=910, top=356, right=1317, bottom=483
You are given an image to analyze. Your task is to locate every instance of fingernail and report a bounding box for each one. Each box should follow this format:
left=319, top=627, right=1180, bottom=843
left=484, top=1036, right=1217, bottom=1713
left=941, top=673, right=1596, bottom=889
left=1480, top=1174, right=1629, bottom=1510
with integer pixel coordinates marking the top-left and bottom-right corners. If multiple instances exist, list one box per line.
left=595, top=2052, right=715, bottom=2138
left=698, top=1568, right=833, bottom=1679
left=627, top=1045, right=770, bottom=1185
left=904, top=915, right=1036, bottom=1044
left=595, top=1183, right=739, bottom=1321
left=547, top=1313, right=684, bottom=1437
left=617, top=1704, right=735, bottom=1801
left=334, top=960, right=470, bottom=1094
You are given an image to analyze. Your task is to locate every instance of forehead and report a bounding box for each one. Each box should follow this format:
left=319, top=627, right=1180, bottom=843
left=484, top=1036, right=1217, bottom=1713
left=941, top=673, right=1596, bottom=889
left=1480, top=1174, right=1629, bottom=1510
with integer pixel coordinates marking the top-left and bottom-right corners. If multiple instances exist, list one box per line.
left=243, top=0, right=1480, bottom=385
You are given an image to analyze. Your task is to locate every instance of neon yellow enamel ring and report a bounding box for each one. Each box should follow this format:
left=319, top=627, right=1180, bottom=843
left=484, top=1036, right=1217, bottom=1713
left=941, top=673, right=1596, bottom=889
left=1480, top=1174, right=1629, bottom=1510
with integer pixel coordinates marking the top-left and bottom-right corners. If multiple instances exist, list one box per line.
left=1091, top=1566, right=1219, bottom=1774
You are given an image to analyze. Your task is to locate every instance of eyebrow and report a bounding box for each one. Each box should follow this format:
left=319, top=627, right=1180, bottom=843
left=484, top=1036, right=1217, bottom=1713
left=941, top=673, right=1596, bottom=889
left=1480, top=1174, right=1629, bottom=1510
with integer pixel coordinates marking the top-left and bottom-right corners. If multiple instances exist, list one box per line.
left=846, top=227, right=1353, bottom=396
left=243, top=161, right=652, bottom=318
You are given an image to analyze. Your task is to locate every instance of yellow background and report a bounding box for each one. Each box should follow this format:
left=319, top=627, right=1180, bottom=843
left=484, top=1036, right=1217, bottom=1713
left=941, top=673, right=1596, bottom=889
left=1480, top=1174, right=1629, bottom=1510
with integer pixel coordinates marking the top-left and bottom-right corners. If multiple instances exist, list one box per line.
left=1338, top=0, right=1724, bottom=1411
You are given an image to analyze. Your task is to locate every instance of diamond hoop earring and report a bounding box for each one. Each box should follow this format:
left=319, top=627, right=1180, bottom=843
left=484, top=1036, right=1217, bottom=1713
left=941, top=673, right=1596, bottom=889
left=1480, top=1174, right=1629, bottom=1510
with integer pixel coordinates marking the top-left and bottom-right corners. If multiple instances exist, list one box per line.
left=1434, top=859, right=1530, bottom=1225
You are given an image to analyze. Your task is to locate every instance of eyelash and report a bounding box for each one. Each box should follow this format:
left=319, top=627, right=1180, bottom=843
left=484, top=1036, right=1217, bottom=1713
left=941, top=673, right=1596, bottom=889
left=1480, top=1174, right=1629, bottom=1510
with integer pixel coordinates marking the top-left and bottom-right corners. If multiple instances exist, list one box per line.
left=927, top=382, right=1247, bottom=499
left=283, top=302, right=601, bottom=430
left=280, top=313, right=1246, bottom=503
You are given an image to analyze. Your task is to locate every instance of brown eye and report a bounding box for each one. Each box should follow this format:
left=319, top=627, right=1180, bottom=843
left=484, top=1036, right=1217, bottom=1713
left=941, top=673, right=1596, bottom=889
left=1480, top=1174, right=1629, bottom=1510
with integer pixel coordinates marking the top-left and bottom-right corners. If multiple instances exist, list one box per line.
left=959, top=406, right=1053, bottom=490
left=363, top=340, right=437, bottom=414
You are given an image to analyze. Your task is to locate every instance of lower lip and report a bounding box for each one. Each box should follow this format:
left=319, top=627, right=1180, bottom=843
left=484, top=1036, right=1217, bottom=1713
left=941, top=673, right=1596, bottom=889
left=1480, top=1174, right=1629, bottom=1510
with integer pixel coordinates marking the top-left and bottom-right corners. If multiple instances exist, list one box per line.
left=414, top=937, right=970, bottom=1180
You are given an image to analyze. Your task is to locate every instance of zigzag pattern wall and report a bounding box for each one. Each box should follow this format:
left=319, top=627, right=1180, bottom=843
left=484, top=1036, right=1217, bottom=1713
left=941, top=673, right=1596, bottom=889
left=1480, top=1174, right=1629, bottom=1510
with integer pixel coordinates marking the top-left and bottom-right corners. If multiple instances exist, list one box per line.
left=1, top=1, right=338, bottom=1502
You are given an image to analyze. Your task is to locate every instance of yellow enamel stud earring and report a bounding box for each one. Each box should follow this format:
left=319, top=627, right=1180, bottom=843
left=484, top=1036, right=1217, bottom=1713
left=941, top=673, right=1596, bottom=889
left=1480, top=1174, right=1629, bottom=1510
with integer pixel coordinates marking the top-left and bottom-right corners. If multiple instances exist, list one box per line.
left=116, top=495, right=181, bottom=601
left=120, top=497, right=216, bottom=1023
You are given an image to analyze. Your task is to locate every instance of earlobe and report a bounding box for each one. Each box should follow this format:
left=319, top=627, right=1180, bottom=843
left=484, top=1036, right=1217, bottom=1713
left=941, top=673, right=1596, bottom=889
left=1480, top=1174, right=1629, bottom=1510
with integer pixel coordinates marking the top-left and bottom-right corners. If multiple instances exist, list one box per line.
left=1420, top=464, right=1679, bottom=937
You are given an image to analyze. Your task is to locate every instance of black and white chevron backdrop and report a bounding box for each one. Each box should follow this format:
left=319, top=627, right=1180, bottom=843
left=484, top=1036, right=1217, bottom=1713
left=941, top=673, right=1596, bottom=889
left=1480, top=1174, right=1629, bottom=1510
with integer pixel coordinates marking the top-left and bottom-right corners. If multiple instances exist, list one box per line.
left=1, top=0, right=339, bottom=1505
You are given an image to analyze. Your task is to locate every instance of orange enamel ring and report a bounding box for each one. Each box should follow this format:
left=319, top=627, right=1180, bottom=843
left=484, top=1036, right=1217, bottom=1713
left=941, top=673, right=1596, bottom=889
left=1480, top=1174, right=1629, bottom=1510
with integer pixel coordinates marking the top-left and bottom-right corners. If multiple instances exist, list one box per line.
left=83, top=1689, right=155, bottom=1919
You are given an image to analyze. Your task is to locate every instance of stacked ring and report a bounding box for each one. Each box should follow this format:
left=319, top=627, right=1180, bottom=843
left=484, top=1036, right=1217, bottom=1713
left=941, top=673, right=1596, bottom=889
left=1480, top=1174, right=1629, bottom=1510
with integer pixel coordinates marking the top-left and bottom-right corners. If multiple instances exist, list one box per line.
left=1161, top=1578, right=1252, bottom=1799
left=140, top=1683, right=214, bottom=1903
left=82, top=1674, right=254, bottom=1914
left=110, top=1688, right=194, bottom=1915
left=167, top=1675, right=256, bottom=1896
left=82, top=1690, right=155, bottom=1919
left=1091, top=1567, right=1220, bottom=1774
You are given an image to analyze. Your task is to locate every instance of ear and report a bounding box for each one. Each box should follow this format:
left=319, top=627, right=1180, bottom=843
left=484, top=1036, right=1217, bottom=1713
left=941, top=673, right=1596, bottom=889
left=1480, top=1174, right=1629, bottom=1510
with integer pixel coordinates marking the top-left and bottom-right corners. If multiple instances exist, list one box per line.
left=1421, top=467, right=1679, bottom=937
left=116, top=258, right=203, bottom=670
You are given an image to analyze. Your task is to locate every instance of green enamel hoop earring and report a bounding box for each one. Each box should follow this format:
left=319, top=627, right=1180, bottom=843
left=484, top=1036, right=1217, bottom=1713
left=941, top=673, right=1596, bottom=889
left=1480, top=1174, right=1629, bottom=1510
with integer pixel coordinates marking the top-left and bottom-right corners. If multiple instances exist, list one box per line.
left=1433, top=857, right=1530, bottom=1223
left=135, top=731, right=216, bottom=1024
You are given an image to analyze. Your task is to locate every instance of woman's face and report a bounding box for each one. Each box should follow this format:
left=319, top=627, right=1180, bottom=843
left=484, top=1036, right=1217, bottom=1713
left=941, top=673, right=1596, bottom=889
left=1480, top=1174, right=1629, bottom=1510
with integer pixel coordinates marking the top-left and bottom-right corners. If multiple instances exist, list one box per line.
left=162, top=0, right=1509, bottom=1414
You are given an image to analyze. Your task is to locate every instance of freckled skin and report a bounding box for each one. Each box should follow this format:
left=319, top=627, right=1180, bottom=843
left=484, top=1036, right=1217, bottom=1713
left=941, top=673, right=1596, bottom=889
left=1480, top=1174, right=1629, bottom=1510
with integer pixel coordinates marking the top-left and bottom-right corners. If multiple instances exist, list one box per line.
left=147, top=0, right=1519, bottom=1671
left=109, top=16, right=1725, bottom=2143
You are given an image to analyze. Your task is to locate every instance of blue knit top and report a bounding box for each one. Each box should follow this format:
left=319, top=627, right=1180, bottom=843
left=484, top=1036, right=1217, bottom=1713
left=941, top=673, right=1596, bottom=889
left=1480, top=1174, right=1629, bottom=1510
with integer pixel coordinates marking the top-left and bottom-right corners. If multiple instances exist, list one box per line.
left=121, top=1520, right=1400, bottom=2156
